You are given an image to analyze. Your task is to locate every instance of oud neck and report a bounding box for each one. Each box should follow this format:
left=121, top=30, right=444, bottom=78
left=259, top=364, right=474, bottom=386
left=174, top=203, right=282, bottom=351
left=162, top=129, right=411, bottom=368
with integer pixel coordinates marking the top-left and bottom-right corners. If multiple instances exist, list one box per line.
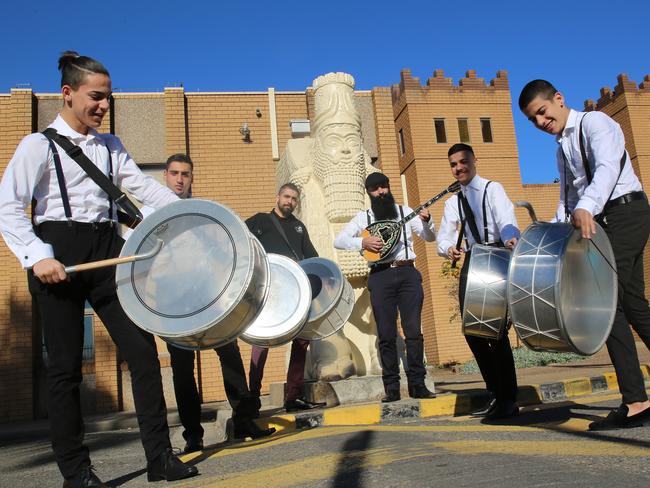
left=396, top=186, right=456, bottom=226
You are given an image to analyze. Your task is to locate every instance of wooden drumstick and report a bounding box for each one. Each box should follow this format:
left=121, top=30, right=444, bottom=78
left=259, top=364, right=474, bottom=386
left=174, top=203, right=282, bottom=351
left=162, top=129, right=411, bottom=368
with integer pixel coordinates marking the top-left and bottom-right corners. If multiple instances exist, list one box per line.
left=64, top=239, right=163, bottom=274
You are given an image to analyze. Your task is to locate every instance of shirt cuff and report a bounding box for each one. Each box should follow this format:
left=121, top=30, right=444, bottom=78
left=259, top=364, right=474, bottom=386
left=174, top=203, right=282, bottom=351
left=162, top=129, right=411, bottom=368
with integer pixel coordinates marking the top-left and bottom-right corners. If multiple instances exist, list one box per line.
left=22, top=241, right=54, bottom=269
left=575, top=198, right=599, bottom=216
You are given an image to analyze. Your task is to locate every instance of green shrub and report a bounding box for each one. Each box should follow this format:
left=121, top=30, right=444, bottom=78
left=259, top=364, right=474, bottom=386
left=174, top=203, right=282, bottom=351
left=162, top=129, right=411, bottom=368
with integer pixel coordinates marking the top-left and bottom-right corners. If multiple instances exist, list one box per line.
left=458, top=347, right=586, bottom=374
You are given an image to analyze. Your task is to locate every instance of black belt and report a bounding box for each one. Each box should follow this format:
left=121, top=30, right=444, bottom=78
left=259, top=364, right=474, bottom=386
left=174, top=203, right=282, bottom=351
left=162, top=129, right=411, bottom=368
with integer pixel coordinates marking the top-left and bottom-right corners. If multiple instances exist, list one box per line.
left=37, top=220, right=114, bottom=231
left=607, top=191, right=646, bottom=210
left=369, top=259, right=414, bottom=273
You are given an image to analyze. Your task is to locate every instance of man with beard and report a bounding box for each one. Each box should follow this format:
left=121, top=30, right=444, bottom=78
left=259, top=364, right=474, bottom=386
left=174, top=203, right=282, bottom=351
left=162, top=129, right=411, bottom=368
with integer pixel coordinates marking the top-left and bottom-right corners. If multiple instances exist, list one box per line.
left=125, top=154, right=276, bottom=452
left=246, top=183, right=326, bottom=412
left=333, top=172, right=436, bottom=402
left=437, top=143, right=520, bottom=420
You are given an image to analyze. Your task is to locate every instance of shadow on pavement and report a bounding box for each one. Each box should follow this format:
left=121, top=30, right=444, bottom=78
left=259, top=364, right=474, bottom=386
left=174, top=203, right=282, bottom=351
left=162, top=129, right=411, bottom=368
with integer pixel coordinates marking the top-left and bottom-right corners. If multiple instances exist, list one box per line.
left=331, top=430, right=375, bottom=488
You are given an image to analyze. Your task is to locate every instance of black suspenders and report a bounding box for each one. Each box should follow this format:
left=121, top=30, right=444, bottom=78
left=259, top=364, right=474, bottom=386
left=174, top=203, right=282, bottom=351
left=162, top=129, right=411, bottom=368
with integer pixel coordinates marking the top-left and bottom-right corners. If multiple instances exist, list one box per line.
left=457, top=181, right=493, bottom=246
left=45, top=139, right=115, bottom=225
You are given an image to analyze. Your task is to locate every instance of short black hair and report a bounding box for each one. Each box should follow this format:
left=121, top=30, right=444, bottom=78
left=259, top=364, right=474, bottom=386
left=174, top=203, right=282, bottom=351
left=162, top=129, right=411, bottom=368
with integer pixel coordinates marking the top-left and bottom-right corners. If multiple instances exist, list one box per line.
left=447, top=143, right=474, bottom=158
left=58, top=51, right=110, bottom=89
left=518, top=79, right=558, bottom=111
left=278, top=182, right=300, bottom=196
left=165, top=153, right=193, bottom=170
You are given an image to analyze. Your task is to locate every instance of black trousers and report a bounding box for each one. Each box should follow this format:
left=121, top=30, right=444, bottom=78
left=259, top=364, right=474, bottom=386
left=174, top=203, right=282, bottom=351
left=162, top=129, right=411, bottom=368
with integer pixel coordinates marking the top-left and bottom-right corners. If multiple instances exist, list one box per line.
left=601, top=198, right=650, bottom=404
left=460, top=251, right=518, bottom=403
left=29, top=222, right=170, bottom=480
left=167, top=340, right=258, bottom=441
left=367, top=265, right=426, bottom=392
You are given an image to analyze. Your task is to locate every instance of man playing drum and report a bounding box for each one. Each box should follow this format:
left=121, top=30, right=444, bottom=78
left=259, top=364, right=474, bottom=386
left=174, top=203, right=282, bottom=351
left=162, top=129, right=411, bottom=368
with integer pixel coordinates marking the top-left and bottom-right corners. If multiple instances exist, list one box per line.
left=334, top=172, right=436, bottom=402
left=437, top=144, right=520, bottom=420
left=245, top=183, right=326, bottom=412
left=125, top=154, right=275, bottom=453
left=519, top=80, right=650, bottom=430
left=0, top=52, right=198, bottom=487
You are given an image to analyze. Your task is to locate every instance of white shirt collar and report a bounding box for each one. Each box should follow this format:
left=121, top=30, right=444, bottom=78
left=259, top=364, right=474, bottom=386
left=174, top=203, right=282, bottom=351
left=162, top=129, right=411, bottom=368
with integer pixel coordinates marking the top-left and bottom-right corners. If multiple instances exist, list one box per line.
left=50, top=114, right=99, bottom=142
left=557, top=109, right=579, bottom=145
left=461, top=174, right=485, bottom=195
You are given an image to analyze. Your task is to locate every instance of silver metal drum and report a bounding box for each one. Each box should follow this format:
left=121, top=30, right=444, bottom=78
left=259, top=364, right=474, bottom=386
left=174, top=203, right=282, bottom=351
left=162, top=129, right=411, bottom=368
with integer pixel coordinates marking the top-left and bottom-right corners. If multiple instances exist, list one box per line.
left=507, top=221, right=616, bottom=355
left=297, top=258, right=355, bottom=341
left=116, top=199, right=270, bottom=350
left=240, top=253, right=312, bottom=348
left=463, top=244, right=511, bottom=340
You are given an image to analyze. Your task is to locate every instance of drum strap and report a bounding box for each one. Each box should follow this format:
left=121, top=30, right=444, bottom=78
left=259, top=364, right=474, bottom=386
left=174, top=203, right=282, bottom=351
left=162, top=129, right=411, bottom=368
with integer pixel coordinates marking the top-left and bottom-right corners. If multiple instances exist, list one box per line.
left=482, top=181, right=492, bottom=244
left=269, top=212, right=302, bottom=261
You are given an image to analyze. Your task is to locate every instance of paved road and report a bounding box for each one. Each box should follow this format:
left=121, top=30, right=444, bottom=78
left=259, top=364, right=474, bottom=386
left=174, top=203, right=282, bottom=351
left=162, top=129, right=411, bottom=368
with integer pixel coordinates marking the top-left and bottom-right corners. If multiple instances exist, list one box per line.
left=2, top=390, right=648, bottom=487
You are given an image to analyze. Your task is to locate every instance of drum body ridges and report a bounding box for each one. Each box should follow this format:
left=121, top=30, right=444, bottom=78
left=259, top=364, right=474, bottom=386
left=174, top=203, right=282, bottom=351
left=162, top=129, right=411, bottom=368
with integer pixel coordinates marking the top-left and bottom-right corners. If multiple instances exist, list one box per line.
left=507, top=222, right=616, bottom=356
left=462, top=244, right=511, bottom=340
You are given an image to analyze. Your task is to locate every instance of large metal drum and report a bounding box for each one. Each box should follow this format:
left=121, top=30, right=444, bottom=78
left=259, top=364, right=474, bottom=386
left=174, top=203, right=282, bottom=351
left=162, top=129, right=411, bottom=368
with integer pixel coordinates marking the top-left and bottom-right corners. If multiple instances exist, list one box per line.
left=116, top=199, right=270, bottom=350
left=240, top=253, right=312, bottom=347
left=507, top=221, right=616, bottom=355
left=463, top=244, right=511, bottom=340
left=297, top=258, right=355, bottom=341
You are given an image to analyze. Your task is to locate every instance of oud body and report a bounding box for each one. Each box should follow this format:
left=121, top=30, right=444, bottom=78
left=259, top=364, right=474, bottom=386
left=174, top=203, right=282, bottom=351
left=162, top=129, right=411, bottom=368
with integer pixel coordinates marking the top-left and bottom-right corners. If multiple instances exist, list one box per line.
left=361, top=182, right=461, bottom=263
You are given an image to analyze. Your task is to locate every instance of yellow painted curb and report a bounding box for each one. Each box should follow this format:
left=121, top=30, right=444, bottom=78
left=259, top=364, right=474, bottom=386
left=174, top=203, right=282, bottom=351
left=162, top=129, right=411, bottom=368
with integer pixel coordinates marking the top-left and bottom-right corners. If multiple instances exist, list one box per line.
left=419, top=394, right=471, bottom=417
left=517, top=384, right=542, bottom=405
left=255, top=414, right=296, bottom=433
left=563, top=377, right=592, bottom=398
left=323, top=404, right=381, bottom=425
left=603, top=372, right=619, bottom=391
left=640, top=364, right=650, bottom=380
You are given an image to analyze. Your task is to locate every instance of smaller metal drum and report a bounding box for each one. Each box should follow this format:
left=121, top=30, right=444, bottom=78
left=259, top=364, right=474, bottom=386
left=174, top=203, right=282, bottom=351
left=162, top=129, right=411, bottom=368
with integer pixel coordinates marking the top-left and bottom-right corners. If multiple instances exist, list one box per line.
left=297, top=258, right=355, bottom=341
left=240, top=253, right=312, bottom=348
left=462, top=244, right=511, bottom=340
left=507, top=222, right=616, bottom=355
left=116, top=199, right=270, bottom=350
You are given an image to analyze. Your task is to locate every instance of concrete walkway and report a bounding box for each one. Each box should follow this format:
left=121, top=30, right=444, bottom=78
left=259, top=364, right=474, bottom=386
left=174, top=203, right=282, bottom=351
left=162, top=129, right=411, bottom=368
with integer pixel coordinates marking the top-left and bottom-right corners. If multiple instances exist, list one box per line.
left=1, top=342, right=648, bottom=443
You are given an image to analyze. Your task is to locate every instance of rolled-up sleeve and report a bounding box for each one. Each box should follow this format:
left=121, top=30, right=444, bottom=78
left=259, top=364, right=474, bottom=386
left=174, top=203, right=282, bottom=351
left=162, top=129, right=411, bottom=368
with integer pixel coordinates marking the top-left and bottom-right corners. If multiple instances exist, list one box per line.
left=334, top=211, right=365, bottom=251
left=437, top=197, right=460, bottom=257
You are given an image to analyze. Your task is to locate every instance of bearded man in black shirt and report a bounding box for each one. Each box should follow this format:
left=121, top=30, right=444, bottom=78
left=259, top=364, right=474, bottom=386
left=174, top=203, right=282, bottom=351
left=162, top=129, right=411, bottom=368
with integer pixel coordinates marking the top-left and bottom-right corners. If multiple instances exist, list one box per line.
left=246, top=183, right=326, bottom=412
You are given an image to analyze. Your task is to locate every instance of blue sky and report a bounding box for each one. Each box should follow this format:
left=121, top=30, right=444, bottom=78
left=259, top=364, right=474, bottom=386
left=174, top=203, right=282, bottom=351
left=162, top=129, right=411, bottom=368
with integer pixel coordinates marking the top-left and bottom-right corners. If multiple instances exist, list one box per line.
left=2, top=0, right=647, bottom=183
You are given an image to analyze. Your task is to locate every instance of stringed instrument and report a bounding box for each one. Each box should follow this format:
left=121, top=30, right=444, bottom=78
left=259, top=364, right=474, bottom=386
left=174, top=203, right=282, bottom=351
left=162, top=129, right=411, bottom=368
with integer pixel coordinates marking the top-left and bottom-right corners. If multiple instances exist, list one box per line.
left=361, top=181, right=461, bottom=262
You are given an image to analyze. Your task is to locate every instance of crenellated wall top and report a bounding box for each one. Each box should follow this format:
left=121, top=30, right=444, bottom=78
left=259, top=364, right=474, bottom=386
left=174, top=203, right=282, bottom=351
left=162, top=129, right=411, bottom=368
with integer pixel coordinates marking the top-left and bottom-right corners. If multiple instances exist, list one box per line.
left=584, top=73, right=650, bottom=111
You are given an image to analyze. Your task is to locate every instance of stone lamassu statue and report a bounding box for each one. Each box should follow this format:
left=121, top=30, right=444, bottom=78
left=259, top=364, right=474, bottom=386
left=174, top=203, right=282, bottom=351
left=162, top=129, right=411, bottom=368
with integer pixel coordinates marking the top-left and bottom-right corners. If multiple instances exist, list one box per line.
left=277, top=72, right=382, bottom=380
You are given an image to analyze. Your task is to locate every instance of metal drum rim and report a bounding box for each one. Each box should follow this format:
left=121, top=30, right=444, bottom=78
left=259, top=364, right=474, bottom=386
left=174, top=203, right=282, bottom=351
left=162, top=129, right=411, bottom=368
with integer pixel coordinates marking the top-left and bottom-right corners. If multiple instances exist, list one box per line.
left=297, top=277, right=355, bottom=341
left=116, top=199, right=260, bottom=338
left=240, top=253, right=311, bottom=348
left=299, top=257, right=345, bottom=322
left=555, top=223, right=616, bottom=355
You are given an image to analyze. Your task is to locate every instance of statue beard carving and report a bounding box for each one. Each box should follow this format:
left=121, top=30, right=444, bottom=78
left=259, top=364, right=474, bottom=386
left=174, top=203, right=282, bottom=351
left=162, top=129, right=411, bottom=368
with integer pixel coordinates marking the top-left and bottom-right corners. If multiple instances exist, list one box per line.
left=370, top=191, right=398, bottom=220
left=310, top=135, right=366, bottom=223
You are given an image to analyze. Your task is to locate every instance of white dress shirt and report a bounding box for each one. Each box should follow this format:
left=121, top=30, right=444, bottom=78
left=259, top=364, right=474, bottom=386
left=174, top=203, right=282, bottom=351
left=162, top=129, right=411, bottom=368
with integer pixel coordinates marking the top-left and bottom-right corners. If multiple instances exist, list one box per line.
left=0, top=115, right=178, bottom=268
left=437, top=174, right=519, bottom=256
left=554, top=109, right=642, bottom=221
left=333, top=204, right=436, bottom=263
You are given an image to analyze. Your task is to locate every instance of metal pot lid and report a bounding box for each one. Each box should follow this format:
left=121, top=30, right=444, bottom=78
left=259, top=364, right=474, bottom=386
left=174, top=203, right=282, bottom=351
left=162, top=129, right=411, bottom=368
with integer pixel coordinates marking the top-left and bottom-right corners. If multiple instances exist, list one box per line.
left=116, top=199, right=256, bottom=339
left=298, top=257, right=345, bottom=322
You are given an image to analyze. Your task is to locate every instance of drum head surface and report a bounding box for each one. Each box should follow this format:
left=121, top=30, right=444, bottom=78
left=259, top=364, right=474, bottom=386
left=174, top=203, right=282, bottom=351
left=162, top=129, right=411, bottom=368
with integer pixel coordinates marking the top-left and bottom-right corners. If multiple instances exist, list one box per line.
left=299, top=258, right=344, bottom=321
left=462, top=244, right=510, bottom=340
left=116, top=199, right=258, bottom=341
left=241, top=254, right=311, bottom=347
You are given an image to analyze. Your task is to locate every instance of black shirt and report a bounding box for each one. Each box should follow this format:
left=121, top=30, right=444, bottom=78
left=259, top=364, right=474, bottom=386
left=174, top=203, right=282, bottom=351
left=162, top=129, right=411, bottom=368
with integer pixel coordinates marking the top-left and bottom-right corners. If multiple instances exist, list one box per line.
left=245, top=210, right=318, bottom=261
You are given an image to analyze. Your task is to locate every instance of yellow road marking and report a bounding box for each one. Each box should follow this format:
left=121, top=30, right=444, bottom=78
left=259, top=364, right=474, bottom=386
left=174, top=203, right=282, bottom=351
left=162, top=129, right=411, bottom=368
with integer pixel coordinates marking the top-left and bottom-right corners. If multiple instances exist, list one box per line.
left=177, top=436, right=649, bottom=488
left=323, top=404, right=381, bottom=425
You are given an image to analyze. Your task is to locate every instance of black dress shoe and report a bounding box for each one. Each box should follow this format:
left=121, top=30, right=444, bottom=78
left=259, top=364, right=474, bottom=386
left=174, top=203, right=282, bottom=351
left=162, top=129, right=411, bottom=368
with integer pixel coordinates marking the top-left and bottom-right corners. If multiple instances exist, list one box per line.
left=284, top=397, right=326, bottom=412
left=62, top=466, right=107, bottom=488
left=381, top=391, right=401, bottom=403
left=484, top=401, right=519, bottom=421
left=471, top=397, right=497, bottom=417
left=409, top=385, right=436, bottom=399
left=146, top=447, right=199, bottom=482
left=183, top=436, right=204, bottom=454
left=589, top=404, right=650, bottom=431
left=233, top=419, right=276, bottom=440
